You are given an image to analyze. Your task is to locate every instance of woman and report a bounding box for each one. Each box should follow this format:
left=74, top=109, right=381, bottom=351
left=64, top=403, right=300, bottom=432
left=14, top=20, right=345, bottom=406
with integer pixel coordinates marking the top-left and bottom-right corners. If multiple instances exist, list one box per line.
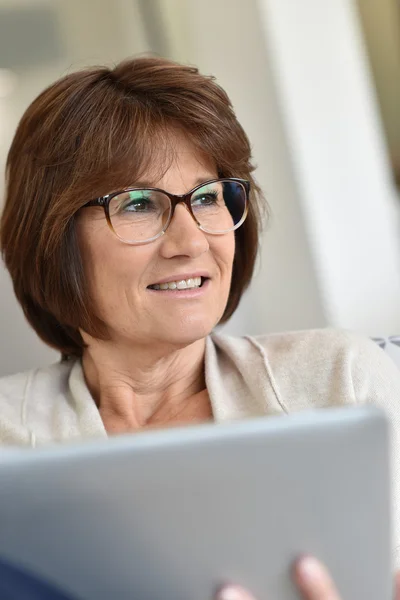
left=1, top=56, right=400, bottom=599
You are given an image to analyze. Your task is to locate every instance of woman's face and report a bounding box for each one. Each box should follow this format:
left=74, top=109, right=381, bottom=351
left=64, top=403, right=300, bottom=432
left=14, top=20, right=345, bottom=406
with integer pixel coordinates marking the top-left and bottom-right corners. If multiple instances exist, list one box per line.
left=76, top=133, right=235, bottom=349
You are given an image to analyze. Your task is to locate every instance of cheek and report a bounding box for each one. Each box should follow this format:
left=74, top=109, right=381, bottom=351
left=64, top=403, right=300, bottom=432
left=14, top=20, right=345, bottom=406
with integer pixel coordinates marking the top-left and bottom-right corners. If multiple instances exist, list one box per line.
left=77, top=219, right=151, bottom=303
left=212, top=232, right=235, bottom=275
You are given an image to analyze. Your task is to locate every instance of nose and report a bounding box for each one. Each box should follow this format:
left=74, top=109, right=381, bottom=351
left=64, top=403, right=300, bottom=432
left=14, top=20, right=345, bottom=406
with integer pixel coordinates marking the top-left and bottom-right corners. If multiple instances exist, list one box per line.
left=159, top=203, right=209, bottom=259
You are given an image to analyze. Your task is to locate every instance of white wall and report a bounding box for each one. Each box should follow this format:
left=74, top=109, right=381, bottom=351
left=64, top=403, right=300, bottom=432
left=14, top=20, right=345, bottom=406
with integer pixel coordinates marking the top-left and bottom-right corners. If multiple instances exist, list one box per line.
left=257, top=0, right=400, bottom=335
left=356, top=0, right=400, bottom=170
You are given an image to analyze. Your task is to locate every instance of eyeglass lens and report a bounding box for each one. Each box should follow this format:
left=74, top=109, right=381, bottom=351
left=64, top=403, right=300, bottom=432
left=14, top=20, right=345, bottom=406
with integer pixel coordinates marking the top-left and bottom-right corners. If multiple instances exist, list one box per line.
left=108, top=180, right=247, bottom=243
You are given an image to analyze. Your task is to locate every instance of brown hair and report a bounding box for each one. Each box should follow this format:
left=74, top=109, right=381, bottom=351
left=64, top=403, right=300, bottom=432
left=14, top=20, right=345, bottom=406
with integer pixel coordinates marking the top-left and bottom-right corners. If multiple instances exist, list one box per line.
left=1, top=56, right=266, bottom=358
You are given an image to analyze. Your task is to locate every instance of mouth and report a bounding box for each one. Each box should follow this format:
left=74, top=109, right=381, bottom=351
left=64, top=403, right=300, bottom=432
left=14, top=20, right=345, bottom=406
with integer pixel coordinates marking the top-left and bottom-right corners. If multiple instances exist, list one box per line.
left=147, top=276, right=208, bottom=291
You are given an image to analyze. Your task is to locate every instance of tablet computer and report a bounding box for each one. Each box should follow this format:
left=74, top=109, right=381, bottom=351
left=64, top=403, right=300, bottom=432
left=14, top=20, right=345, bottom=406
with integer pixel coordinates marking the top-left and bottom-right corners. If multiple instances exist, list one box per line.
left=0, top=405, right=391, bottom=600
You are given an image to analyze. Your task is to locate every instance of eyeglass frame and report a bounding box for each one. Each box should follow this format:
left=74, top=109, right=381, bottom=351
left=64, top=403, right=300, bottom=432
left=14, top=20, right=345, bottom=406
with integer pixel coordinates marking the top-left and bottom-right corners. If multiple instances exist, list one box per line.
left=82, top=177, right=250, bottom=245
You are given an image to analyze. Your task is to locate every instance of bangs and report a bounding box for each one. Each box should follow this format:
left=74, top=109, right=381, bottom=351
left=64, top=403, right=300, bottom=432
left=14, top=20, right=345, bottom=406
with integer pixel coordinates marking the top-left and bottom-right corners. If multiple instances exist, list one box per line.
left=64, top=107, right=178, bottom=206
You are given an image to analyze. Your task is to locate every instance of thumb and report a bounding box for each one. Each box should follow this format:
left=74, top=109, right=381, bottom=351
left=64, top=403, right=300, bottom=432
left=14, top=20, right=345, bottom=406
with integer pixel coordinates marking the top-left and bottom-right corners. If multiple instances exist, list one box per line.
left=293, top=556, right=342, bottom=600
left=215, top=585, right=256, bottom=600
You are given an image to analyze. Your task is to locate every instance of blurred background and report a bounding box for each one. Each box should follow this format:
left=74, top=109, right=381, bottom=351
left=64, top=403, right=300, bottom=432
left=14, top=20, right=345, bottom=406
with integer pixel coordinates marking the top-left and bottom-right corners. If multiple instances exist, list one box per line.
left=1, top=0, right=400, bottom=375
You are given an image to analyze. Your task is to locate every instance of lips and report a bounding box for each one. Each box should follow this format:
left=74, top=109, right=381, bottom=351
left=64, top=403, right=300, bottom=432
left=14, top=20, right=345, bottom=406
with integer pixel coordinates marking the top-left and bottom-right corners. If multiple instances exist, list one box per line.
left=147, top=271, right=210, bottom=291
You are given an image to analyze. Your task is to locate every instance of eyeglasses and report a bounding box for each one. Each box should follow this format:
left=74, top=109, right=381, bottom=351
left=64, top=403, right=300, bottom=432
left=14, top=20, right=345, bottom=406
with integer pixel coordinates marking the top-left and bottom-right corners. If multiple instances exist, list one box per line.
left=82, top=178, right=249, bottom=245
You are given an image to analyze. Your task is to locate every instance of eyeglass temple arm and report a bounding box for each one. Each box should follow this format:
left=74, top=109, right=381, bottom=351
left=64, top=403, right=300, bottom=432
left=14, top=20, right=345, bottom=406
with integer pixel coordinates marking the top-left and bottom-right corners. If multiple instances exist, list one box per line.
left=83, top=197, right=108, bottom=208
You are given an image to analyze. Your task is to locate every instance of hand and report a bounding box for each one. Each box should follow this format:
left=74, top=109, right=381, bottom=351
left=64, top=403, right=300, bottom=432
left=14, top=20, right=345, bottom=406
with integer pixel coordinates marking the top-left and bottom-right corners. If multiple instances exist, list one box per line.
left=216, top=556, right=400, bottom=600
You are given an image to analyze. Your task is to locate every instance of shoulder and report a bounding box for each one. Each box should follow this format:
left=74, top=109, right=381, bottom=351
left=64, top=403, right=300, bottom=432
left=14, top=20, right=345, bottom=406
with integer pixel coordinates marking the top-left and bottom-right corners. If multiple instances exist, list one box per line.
left=0, top=361, right=75, bottom=445
left=254, top=327, right=393, bottom=372
left=0, top=361, right=74, bottom=401
left=251, top=327, right=378, bottom=361
left=214, top=326, right=385, bottom=369
left=212, top=328, right=400, bottom=409
left=253, top=328, right=400, bottom=397
left=257, top=328, right=400, bottom=403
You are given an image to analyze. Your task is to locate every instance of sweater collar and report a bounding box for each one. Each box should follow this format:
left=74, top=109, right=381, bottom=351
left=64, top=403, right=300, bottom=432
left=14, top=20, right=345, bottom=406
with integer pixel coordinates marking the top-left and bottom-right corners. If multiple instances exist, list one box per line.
left=67, top=333, right=282, bottom=438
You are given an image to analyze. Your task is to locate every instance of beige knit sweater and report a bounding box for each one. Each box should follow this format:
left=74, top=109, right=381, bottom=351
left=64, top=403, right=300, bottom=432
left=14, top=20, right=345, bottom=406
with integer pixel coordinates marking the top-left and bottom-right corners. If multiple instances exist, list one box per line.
left=1, top=328, right=400, bottom=563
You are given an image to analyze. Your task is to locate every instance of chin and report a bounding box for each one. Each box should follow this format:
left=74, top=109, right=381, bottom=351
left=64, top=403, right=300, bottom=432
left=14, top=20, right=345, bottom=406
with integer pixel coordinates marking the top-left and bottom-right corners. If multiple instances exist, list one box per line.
left=154, top=314, right=219, bottom=348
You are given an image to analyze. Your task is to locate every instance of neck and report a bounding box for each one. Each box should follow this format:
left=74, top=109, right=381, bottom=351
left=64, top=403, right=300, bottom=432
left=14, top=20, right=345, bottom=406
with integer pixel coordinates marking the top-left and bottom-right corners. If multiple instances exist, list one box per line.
left=81, top=336, right=212, bottom=433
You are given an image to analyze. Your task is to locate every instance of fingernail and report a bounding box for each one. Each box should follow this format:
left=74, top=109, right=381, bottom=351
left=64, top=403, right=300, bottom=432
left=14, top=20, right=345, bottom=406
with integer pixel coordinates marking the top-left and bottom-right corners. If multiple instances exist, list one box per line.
left=296, top=556, right=325, bottom=583
left=216, top=585, right=255, bottom=600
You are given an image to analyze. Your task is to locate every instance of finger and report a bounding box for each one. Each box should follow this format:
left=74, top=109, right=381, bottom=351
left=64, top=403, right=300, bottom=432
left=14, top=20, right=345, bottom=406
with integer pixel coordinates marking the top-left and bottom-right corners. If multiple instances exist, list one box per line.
left=394, top=571, right=400, bottom=600
left=215, top=584, right=256, bottom=600
left=293, top=556, right=342, bottom=600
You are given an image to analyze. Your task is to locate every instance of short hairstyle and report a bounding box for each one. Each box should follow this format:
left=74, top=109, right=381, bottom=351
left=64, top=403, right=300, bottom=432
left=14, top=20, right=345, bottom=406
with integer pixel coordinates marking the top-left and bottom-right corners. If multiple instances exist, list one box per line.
left=1, top=56, right=267, bottom=358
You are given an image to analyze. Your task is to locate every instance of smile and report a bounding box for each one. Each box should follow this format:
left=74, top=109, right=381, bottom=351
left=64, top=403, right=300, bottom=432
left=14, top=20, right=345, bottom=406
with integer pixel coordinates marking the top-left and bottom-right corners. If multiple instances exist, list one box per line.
left=148, top=277, right=205, bottom=290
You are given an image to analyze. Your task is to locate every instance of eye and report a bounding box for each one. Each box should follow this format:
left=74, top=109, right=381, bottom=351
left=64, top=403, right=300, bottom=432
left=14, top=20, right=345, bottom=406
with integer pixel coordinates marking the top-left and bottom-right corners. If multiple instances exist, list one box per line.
left=192, top=190, right=219, bottom=207
left=118, top=191, right=155, bottom=213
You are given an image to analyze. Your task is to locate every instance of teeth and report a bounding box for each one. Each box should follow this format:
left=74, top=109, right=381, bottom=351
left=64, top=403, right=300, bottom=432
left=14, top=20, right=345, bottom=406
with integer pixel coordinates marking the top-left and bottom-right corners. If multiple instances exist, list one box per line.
left=150, top=277, right=202, bottom=290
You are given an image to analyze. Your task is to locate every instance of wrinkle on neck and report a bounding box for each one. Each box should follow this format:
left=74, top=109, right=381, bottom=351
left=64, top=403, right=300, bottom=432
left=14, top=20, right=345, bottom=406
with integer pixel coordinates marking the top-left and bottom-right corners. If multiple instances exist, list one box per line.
left=81, top=336, right=211, bottom=432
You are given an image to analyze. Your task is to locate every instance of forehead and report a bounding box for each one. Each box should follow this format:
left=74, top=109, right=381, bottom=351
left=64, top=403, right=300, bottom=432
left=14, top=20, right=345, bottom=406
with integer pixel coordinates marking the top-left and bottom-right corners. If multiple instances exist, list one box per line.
left=136, top=129, right=217, bottom=189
